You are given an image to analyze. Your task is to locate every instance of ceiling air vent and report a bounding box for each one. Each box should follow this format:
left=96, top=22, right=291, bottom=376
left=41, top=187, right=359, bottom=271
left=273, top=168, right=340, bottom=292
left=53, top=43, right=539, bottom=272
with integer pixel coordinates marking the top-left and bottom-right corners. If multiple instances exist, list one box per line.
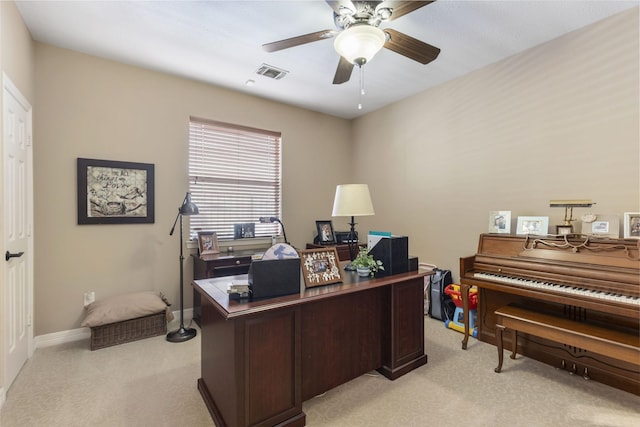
left=256, top=64, right=288, bottom=80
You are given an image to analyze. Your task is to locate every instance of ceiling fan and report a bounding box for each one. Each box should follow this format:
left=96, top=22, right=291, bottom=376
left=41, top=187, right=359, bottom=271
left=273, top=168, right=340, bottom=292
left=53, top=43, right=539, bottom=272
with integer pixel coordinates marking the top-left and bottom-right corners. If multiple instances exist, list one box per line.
left=262, top=1, right=441, bottom=85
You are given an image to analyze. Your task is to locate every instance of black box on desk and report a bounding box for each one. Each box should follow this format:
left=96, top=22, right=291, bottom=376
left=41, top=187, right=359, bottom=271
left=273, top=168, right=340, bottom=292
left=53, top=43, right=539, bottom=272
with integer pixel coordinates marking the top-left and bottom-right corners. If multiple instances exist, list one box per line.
left=335, top=231, right=358, bottom=244
left=248, top=258, right=301, bottom=299
left=409, top=256, right=419, bottom=272
left=368, top=235, right=409, bottom=277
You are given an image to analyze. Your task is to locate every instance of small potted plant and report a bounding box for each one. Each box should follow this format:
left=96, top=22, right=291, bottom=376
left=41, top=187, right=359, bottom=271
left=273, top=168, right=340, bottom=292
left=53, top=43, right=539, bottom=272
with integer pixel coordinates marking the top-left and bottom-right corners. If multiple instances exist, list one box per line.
left=351, top=247, right=384, bottom=277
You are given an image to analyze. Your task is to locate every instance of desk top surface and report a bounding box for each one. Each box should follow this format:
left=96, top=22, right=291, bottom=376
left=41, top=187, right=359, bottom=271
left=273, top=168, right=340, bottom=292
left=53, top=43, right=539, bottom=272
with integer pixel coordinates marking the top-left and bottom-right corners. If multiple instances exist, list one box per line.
left=193, top=265, right=432, bottom=319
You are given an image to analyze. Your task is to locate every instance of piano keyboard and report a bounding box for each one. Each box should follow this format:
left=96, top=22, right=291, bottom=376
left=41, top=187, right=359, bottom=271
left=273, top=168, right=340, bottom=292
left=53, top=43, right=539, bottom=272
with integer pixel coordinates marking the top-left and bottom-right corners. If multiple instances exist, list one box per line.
left=473, top=272, right=640, bottom=306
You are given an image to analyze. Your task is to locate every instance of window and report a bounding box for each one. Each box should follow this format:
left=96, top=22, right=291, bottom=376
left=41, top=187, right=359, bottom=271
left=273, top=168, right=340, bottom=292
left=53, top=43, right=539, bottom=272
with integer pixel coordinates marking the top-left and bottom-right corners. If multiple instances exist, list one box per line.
left=188, top=117, right=282, bottom=240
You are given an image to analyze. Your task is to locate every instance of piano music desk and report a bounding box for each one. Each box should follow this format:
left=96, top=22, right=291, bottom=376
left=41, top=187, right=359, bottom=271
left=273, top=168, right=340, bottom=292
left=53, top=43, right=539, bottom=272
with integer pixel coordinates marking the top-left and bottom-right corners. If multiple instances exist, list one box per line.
left=494, top=305, right=640, bottom=375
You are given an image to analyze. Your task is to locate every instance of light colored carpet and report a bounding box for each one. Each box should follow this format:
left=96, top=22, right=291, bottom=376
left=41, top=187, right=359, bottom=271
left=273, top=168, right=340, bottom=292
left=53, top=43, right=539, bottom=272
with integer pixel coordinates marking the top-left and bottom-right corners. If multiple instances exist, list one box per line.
left=1, top=317, right=638, bottom=427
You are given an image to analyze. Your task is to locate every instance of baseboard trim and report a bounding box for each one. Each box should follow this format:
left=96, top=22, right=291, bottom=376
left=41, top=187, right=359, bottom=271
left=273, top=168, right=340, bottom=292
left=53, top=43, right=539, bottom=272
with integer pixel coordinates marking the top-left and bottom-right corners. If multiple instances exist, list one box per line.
left=34, top=327, right=91, bottom=348
left=33, top=308, right=193, bottom=349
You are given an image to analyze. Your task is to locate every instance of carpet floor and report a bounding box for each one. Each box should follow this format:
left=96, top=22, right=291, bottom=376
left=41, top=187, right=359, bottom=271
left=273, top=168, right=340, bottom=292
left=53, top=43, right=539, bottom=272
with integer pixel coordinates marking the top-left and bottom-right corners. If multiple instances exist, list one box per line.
left=1, top=316, right=638, bottom=426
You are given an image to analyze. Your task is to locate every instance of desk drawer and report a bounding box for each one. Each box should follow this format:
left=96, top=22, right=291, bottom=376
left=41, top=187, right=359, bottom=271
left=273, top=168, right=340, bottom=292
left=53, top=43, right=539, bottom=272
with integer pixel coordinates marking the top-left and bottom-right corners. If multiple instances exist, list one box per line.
left=205, top=257, right=252, bottom=276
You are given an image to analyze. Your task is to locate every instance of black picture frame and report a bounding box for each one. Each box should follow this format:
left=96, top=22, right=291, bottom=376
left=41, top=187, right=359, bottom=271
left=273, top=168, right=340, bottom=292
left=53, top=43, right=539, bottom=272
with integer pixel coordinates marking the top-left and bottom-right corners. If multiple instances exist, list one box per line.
left=77, top=158, right=155, bottom=224
left=234, top=223, right=255, bottom=239
left=315, top=220, right=336, bottom=245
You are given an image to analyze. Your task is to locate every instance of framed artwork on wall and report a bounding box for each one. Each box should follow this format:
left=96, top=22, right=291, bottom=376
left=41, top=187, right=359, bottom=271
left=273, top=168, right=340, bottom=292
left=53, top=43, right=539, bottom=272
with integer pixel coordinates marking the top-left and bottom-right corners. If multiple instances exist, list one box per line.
left=488, top=211, right=511, bottom=233
left=515, top=216, right=549, bottom=235
left=77, top=158, right=154, bottom=224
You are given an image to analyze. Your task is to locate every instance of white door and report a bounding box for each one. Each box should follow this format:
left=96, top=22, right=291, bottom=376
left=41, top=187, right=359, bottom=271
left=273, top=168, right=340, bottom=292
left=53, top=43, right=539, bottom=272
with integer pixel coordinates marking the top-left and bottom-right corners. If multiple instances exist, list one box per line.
left=2, top=73, right=33, bottom=391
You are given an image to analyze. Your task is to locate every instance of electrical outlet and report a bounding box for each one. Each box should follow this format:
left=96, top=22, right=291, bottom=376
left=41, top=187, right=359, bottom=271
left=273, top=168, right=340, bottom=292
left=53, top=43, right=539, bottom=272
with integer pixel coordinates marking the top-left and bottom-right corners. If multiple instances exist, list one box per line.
left=84, top=291, right=95, bottom=307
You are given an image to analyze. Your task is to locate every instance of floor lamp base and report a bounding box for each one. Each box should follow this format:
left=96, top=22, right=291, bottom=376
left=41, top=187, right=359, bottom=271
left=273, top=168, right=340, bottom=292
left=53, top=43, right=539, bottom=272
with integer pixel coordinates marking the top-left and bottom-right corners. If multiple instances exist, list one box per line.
left=166, top=326, right=197, bottom=343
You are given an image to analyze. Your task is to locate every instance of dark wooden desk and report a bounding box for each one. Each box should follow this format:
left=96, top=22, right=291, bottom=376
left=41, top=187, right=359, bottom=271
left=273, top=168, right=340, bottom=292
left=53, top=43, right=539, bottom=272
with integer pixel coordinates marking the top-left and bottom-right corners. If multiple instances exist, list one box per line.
left=193, top=267, right=431, bottom=427
left=191, top=250, right=263, bottom=325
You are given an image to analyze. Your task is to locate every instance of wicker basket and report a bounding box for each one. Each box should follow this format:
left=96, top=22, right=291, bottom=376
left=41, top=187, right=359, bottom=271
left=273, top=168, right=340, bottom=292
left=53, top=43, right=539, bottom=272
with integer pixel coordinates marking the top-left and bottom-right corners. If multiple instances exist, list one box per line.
left=90, top=311, right=166, bottom=350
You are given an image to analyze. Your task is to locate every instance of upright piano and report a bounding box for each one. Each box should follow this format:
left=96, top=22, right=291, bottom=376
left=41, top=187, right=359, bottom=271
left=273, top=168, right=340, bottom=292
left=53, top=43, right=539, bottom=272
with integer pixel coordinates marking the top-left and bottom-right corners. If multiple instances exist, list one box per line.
left=460, top=233, right=640, bottom=394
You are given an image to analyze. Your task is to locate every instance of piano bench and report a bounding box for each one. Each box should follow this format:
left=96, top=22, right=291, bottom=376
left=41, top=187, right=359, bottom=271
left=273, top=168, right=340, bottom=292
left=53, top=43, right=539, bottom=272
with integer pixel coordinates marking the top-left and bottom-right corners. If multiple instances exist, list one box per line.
left=493, top=305, right=640, bottom=374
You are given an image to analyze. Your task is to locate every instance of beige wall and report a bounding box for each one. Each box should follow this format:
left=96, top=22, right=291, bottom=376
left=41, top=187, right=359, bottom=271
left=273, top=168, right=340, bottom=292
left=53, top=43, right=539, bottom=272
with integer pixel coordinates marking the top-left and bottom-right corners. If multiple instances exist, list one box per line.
left=351, top=8, right=639, bottom=277
left=11, top=5, right=640, bottom=336
left=1, top=1, right=34, bottom=100
left=34, top=45, right=352, bottom=335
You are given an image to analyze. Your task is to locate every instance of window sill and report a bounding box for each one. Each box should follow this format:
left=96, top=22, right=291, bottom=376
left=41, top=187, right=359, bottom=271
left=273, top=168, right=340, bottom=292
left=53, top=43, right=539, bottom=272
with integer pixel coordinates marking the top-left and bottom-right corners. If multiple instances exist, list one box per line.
left=186, top=237, right=278, bottom=251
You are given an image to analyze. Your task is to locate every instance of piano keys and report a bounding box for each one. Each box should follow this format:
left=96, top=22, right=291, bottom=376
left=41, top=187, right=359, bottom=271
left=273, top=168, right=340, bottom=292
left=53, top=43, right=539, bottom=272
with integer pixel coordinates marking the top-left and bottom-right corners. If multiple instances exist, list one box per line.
left=471, top=272, right=640, bottom=306
left=460, top=233, right=640, bottom=395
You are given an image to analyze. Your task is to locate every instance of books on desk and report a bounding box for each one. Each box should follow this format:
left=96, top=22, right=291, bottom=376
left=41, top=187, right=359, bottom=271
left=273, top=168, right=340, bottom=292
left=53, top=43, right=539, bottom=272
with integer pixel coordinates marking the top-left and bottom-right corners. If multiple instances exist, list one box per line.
left=227, top=281, right=250, bottom=299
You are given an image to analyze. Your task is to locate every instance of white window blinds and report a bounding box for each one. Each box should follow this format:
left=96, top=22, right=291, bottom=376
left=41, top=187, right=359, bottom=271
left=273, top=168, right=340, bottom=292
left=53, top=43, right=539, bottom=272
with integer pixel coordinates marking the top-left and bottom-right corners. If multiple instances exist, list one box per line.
left=188, top=117, right=282, bottom=240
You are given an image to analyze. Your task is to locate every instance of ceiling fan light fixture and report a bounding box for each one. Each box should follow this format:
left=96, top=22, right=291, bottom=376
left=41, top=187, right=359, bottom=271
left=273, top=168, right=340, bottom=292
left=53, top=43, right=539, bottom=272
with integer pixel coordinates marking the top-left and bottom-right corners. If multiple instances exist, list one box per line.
left=334, top=25, right=385, bottom=65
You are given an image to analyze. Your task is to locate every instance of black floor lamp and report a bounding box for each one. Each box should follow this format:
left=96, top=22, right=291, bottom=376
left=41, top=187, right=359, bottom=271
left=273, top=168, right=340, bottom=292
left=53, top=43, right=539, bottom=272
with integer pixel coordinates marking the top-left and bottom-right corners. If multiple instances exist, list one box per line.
left=167, top=192, right=199, bottom=343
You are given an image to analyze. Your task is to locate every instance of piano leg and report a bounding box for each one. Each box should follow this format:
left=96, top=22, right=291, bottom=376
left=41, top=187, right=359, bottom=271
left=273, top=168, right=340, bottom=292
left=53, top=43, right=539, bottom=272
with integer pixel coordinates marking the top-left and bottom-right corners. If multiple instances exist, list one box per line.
left=495, top=324, right=505, bottom=373
left=510, top=329, right=518, bottom=360
left=461, top=283, right=470, bottom=350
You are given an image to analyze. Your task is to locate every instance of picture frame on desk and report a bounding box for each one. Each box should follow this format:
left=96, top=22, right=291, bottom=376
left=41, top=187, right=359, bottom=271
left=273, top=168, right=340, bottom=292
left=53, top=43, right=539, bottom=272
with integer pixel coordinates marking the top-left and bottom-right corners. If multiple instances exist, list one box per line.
left=233, top=223, right=255, bottom=239
left=623, top=212, right=640, bottom=239
left=198, top=231, right=220, bottom=255
left=300, top=247, right=343, bottom=288
left=315, top=220, right=336, bottom=245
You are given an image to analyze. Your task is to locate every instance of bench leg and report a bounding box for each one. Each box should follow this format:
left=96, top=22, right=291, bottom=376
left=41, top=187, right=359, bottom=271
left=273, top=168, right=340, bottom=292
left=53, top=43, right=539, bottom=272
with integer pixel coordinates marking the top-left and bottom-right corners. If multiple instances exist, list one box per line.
left=510, top=329, right=517, bottom=360
left=495, top=324, right=505, bottom=373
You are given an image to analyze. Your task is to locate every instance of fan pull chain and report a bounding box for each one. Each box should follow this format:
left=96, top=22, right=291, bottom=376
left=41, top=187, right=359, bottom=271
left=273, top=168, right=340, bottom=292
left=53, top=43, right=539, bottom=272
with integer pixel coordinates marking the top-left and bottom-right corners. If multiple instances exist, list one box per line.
left=358, top=65, right=365, bottom=110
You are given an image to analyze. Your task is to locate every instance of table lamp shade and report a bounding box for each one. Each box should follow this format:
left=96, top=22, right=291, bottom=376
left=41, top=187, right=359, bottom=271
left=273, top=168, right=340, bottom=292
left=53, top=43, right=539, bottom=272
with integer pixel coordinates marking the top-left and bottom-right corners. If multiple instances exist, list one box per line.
left=332, top=184, right=375, bottom=217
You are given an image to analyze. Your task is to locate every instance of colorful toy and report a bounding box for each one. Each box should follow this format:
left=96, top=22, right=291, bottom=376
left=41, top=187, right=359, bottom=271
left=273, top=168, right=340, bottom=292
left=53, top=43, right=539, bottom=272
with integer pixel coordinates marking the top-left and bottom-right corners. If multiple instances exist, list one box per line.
left=444, top=284, right=478, bottom=338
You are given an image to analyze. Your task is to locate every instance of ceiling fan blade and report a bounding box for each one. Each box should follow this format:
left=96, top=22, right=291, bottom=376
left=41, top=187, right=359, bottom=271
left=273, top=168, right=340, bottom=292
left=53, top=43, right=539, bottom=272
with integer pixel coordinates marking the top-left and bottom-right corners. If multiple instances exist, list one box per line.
left=384, top=1, right=435, bottom=21
left=333, top=56, right=355, bottom=84
left=383, top=28, right=440, bottom=64
left=262, top=30, right=336, bottom=52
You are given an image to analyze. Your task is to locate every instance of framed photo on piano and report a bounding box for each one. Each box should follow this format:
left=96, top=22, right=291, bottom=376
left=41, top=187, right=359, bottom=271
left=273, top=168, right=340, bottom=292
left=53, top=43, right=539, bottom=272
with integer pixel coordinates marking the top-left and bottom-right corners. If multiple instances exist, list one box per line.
left=623, top=212, right=640, bottom=239
left=581, top=214, right=619, bottom=238
left=516, top=216, right=549, bottom=235
left=488, top=211, right=511, bottom=234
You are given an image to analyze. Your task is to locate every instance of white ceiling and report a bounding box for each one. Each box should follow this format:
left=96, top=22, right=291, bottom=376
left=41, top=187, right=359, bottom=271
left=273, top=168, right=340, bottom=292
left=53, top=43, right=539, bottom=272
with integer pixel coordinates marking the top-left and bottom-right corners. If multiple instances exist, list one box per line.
left=16, top=1, right=639, bottom=119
